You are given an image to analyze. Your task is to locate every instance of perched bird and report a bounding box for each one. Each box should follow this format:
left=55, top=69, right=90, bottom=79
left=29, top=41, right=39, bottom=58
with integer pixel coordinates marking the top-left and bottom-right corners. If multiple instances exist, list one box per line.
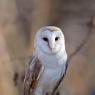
left=23, top=26, right=68, bottom=95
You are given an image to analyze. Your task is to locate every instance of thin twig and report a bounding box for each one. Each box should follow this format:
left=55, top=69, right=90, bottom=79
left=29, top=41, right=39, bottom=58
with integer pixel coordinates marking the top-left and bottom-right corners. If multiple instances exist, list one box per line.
left=51, top=17, right=94, bottom=95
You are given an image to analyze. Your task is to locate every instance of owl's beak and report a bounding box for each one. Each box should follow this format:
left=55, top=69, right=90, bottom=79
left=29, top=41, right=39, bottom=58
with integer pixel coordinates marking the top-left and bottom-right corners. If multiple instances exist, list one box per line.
left=48, top=42, right=54, bottom=51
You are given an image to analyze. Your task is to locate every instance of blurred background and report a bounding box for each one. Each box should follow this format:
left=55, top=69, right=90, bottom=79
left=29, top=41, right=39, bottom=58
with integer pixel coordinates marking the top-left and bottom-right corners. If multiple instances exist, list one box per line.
left=0, top=0, right=95, bottom=95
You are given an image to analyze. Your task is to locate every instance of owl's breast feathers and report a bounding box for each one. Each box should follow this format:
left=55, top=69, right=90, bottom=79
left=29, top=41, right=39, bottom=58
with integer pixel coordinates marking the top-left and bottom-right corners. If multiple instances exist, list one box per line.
left=23, top=56, right=44, bottom=95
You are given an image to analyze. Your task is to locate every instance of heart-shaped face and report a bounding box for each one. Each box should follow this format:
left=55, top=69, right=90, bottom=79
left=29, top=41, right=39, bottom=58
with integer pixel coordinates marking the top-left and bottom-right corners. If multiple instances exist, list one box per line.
left=35, top=26, right=66, bottom=55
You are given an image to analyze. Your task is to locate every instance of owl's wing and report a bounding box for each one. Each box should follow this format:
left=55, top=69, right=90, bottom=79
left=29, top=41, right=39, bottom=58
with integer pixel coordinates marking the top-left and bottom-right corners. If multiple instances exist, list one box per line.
left=23, top=55, right=44, bottom=95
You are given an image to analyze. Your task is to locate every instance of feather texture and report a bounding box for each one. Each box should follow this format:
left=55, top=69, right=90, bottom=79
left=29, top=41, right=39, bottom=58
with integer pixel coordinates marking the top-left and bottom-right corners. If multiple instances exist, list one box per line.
left=23, top=56, right=44, bottom=95
left=23, top=26, right=67, bottom=95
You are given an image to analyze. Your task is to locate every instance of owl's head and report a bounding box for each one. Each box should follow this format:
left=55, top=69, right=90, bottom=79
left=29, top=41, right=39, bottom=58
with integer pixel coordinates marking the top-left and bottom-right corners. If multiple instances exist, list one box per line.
left=35, top=26, right=66, bottom=55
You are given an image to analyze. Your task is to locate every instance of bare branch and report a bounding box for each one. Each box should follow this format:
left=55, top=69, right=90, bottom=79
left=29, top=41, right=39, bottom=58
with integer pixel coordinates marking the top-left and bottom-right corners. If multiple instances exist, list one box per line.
left=51, top=17, right=94, bottom=95
left=68, top=17, right=93, bottom=61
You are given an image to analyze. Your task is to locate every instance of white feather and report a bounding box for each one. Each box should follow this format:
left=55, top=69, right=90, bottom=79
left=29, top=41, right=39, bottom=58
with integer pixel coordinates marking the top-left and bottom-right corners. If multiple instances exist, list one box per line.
left=34, top=26, right=67, bottom=95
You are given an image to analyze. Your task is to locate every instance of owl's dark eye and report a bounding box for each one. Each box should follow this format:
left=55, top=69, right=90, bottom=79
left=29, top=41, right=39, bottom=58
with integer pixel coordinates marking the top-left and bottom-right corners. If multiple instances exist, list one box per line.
left=43, top=37, right=48, bottom=42
left=55, top=37, right=59, bottom=41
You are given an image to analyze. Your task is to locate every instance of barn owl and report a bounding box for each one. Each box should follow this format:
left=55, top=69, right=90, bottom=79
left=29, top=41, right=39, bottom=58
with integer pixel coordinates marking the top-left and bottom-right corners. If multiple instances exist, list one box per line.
left=23, top=26, right=68, bottom=95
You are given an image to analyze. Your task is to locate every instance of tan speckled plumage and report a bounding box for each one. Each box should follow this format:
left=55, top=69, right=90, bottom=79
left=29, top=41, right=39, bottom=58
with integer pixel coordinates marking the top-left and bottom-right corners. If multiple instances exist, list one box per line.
left=23, top=56, right=44, bottom=95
